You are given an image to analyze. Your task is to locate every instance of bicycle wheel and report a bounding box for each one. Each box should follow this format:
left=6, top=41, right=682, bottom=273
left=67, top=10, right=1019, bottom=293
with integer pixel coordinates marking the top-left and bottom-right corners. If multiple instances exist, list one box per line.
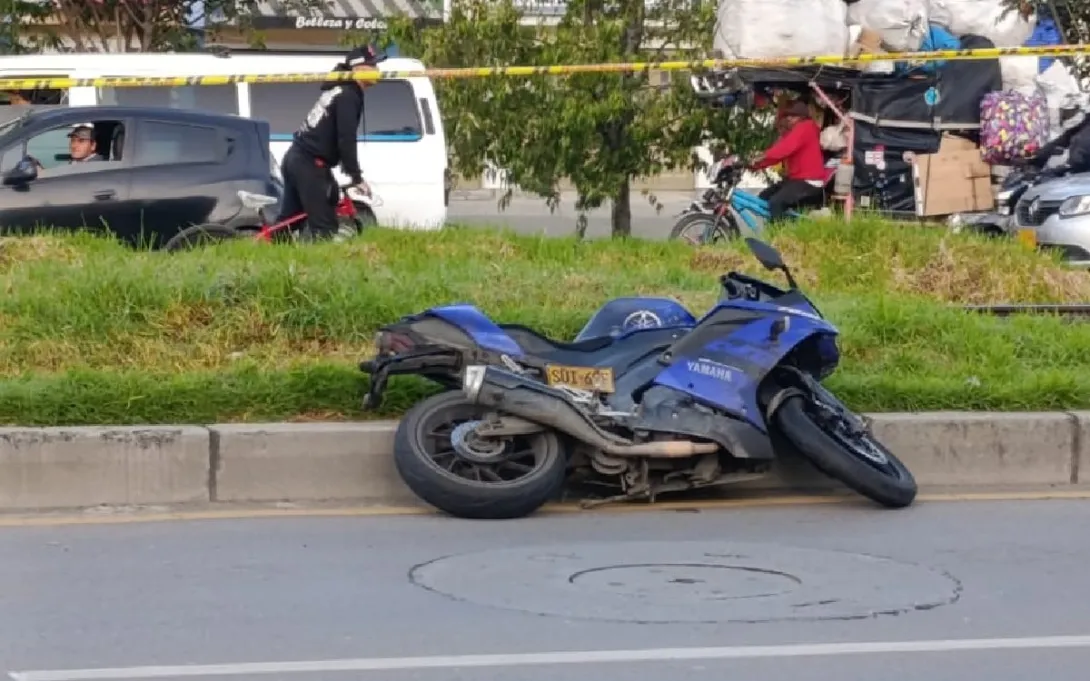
left=163, top=224, right=244, bottom=252
left=668, top=213, right=738, bottom=245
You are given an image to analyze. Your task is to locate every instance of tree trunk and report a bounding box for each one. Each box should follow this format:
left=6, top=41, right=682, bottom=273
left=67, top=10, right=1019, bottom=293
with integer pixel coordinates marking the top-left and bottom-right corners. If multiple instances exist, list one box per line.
left=610, top=179, right=632, bottom=238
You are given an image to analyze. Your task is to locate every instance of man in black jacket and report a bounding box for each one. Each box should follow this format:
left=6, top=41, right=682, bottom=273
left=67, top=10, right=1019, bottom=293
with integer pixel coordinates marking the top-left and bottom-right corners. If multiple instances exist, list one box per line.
left=277, top=44, right=383, bottom=240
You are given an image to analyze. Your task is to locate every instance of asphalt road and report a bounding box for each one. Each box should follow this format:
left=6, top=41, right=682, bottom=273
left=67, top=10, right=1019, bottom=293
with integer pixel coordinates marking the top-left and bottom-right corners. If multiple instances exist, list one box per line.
left=447, top=191, right=698, bottom=239
left=3, top=499, right=1090, bottom=681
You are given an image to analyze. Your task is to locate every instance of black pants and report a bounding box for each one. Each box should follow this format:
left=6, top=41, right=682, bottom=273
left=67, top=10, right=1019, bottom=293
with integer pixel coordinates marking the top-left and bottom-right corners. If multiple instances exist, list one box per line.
left=759, top=179, right=825, bottom=221
left=278, top=145, right=337, bottom=238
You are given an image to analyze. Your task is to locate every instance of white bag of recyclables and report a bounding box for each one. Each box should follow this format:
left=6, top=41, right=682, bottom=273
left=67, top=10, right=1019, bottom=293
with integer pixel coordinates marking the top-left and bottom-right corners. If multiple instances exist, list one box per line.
left=928, top=0, right=1035, bottom=47
left=1035, top=61, right=1084, bottom=140
left=715, top=0, right=849, bottom=60
left=1000, top=56, right=1041, bottom=94
left=846, top=0, right=931, bottom=52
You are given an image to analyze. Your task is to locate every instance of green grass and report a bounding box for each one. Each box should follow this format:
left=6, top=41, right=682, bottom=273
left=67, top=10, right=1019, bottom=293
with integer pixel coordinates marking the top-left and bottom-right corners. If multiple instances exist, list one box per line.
left=1, top=216, right=1090, bottom=425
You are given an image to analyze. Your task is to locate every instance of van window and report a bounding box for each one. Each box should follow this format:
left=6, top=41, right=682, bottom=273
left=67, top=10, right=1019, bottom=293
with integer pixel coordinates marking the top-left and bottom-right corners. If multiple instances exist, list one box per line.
left=0, top=75, right=67, bottom=106
left=97, top=84, right=239, bottom=115
left=248, top=80, right=423, bottom=140
left=132, top=120, right=220, bottom=166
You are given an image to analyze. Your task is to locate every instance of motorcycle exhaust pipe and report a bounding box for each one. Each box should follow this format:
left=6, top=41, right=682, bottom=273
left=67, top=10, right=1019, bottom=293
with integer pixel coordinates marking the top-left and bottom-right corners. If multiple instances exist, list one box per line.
left=462, top=365, right=718, bottom=458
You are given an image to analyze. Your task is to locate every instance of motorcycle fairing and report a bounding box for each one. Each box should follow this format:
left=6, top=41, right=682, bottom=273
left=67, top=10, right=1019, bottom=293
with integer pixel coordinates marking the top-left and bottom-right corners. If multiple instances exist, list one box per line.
left=423, top=304, right=525, bottom=357
left=652, top=299, right=839, bottom=432
left=573, top=296, right=698, bottom=342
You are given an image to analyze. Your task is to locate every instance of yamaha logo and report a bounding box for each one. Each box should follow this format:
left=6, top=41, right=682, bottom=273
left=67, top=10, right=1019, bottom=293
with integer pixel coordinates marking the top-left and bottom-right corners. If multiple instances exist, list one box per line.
left=622, top=310, right=663, bottom=331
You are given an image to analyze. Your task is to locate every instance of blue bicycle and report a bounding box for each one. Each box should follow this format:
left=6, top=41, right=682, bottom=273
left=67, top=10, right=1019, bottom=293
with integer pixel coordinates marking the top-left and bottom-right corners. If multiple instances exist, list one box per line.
left=670, top=156, right=835, bottom=245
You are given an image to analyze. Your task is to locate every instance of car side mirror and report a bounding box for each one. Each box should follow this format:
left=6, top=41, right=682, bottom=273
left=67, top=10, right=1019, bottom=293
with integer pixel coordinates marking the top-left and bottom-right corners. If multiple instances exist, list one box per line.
left=3, top=156, right=38, bottom=186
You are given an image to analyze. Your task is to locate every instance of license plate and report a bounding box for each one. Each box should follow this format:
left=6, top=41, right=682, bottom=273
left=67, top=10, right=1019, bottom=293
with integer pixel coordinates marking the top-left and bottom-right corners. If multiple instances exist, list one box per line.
left=544, top=364, right=615, bottom=393
left=1017, top=228, right=1037, bottom=248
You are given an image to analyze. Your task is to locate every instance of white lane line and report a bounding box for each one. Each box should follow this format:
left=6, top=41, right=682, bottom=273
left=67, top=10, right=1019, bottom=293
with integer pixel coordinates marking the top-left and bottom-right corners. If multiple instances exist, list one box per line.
left=11, top=635, right=1090, bottom=681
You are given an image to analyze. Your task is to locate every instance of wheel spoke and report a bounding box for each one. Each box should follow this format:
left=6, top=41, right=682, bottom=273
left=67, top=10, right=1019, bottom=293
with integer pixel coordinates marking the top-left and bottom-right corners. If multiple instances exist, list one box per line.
left=478, top=466, right=503, bottom=483
left=418, top=408, right=550, bottom=486
left=431, top=452, right=457, bottom=470
left=500, top=460, right=534, bottom=474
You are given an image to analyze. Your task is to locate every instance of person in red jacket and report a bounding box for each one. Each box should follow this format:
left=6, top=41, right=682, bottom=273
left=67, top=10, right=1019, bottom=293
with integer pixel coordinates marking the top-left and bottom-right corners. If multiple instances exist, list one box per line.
left=748, top=99, right=828, bottom=221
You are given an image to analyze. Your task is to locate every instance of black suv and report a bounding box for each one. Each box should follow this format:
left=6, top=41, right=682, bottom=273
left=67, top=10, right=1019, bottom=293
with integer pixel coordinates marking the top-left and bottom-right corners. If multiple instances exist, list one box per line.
left=0, top=105, right=281, bottom=247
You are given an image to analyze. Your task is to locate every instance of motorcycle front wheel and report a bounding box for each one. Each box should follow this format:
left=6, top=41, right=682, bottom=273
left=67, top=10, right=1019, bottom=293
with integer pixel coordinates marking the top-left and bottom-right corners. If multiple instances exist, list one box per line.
left=393, top=391, right=568, bottom=519
left=774, top=393, right=917, bottom=508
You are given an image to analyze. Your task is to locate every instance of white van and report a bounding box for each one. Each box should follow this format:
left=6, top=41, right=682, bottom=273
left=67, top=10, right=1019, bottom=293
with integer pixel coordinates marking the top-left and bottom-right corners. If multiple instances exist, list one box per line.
left=0, top=52, right=448, bottom=229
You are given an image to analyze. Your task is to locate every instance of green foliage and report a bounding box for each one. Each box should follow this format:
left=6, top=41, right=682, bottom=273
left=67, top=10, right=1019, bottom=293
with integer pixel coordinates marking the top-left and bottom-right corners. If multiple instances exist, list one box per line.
left=386, top=0, right=771, bottom=237
left=1045, top=0, right=1090, bottom=79
left=0, top=0, right=62, bottom=54
left=1001, top=0, right=1089, bottom=78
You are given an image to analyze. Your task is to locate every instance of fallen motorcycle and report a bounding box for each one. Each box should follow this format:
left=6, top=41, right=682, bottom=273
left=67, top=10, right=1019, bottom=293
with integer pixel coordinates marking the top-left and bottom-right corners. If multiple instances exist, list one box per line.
left=361, top=237, right=917, bottom=519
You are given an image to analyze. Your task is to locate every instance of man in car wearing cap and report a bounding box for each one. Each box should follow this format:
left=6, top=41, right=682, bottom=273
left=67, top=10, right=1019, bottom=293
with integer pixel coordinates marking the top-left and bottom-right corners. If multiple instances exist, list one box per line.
left=67, top=123, right=107, bottom=164
left=276, top=44, right=381, bottom=241
left=30, top=123, right=106, bottom=174
left=747, top=99, right=827, bottom=221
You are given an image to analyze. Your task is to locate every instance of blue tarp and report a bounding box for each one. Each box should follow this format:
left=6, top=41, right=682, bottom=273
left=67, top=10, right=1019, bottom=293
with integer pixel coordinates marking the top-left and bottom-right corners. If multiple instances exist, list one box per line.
left=1025, top=17, right=1062, bottom=73
left=896, top=24, right=960, bottom=75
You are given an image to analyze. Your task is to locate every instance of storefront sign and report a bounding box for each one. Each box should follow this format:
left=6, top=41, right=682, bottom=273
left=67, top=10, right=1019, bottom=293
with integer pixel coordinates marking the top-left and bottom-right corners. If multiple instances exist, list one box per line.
left=251, top=14, right=442, bottom=30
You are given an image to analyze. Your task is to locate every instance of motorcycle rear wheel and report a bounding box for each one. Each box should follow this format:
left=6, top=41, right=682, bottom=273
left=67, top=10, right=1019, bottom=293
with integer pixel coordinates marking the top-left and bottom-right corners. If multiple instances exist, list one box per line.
left=393, top=390, right=568, bottom=519
left=774, top=394, right=917, bottom=508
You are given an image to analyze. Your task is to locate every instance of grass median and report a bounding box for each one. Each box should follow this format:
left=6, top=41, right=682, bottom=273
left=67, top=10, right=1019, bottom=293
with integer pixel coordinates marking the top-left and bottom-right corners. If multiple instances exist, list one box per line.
left=1, top=216, right=1090, bottom=425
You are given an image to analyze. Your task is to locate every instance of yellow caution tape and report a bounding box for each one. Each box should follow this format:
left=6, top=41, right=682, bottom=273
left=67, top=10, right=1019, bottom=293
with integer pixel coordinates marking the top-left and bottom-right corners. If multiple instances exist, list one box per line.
left=0, top=43, right=1086, bottom=90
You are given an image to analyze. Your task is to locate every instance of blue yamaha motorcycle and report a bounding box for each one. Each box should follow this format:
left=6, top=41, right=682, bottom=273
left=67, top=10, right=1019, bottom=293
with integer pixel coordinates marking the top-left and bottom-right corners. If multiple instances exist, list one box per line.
left=361, top=237, right=916, bottom=519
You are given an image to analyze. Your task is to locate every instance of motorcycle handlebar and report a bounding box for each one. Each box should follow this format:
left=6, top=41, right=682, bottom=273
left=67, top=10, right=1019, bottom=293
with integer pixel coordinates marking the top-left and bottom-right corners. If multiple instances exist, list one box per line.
left=719, top=270, right=785, bottom=302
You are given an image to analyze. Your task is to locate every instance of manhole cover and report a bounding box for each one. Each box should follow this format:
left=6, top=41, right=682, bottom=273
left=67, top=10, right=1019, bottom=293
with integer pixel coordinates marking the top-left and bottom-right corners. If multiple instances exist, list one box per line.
left=569, top=563, right=800, bottom=601
left=409, top=541, right=961, bottom=624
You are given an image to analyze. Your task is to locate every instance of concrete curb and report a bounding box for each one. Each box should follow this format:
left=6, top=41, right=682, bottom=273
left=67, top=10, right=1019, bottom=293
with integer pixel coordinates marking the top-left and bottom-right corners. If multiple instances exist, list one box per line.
left=1, top=412, right=1088, bottom=512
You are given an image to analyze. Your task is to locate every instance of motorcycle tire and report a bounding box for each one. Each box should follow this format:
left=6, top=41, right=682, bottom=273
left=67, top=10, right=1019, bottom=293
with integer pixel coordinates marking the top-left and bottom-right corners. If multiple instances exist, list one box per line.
left=668, top=213, right=736, bottom=245
left=774, top=395, right=917, bottom=508
left=393, top=390, right=568, bottom=520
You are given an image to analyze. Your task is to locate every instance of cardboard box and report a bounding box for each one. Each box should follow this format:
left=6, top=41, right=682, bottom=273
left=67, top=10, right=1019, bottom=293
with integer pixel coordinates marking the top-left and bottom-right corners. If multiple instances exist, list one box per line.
left=912, top=134, right=995, bottom=216
left=850, top=28, right=884, bottom=57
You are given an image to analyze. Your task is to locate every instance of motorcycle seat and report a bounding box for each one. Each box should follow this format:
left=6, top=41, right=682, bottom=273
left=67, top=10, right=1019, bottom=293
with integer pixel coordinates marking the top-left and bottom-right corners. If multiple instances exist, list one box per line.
left=499, top=324, right=615, bottom=357
left=499, top=324, right=681, bottom=367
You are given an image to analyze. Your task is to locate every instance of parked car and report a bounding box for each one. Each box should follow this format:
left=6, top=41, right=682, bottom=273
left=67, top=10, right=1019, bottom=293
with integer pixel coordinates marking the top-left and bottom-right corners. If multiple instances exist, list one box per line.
left=1012, top=172, right=1090, bottom=268
left=0, top=105, right=281, bottom=248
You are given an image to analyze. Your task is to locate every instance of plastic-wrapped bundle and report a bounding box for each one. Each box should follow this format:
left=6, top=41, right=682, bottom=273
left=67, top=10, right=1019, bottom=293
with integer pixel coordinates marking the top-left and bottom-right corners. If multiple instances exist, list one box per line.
left=714, top=0, right=849, bottom=60
left=929, top=0, right=1036, bottom=47
left=846, top=0, right=931, bottom=52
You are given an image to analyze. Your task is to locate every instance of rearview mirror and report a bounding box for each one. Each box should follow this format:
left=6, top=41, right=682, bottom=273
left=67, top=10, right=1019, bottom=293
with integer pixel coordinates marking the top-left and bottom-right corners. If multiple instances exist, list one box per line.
left=3, top=156, right=38, bottom=186
left=744, top=236, right=785, bottom=271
